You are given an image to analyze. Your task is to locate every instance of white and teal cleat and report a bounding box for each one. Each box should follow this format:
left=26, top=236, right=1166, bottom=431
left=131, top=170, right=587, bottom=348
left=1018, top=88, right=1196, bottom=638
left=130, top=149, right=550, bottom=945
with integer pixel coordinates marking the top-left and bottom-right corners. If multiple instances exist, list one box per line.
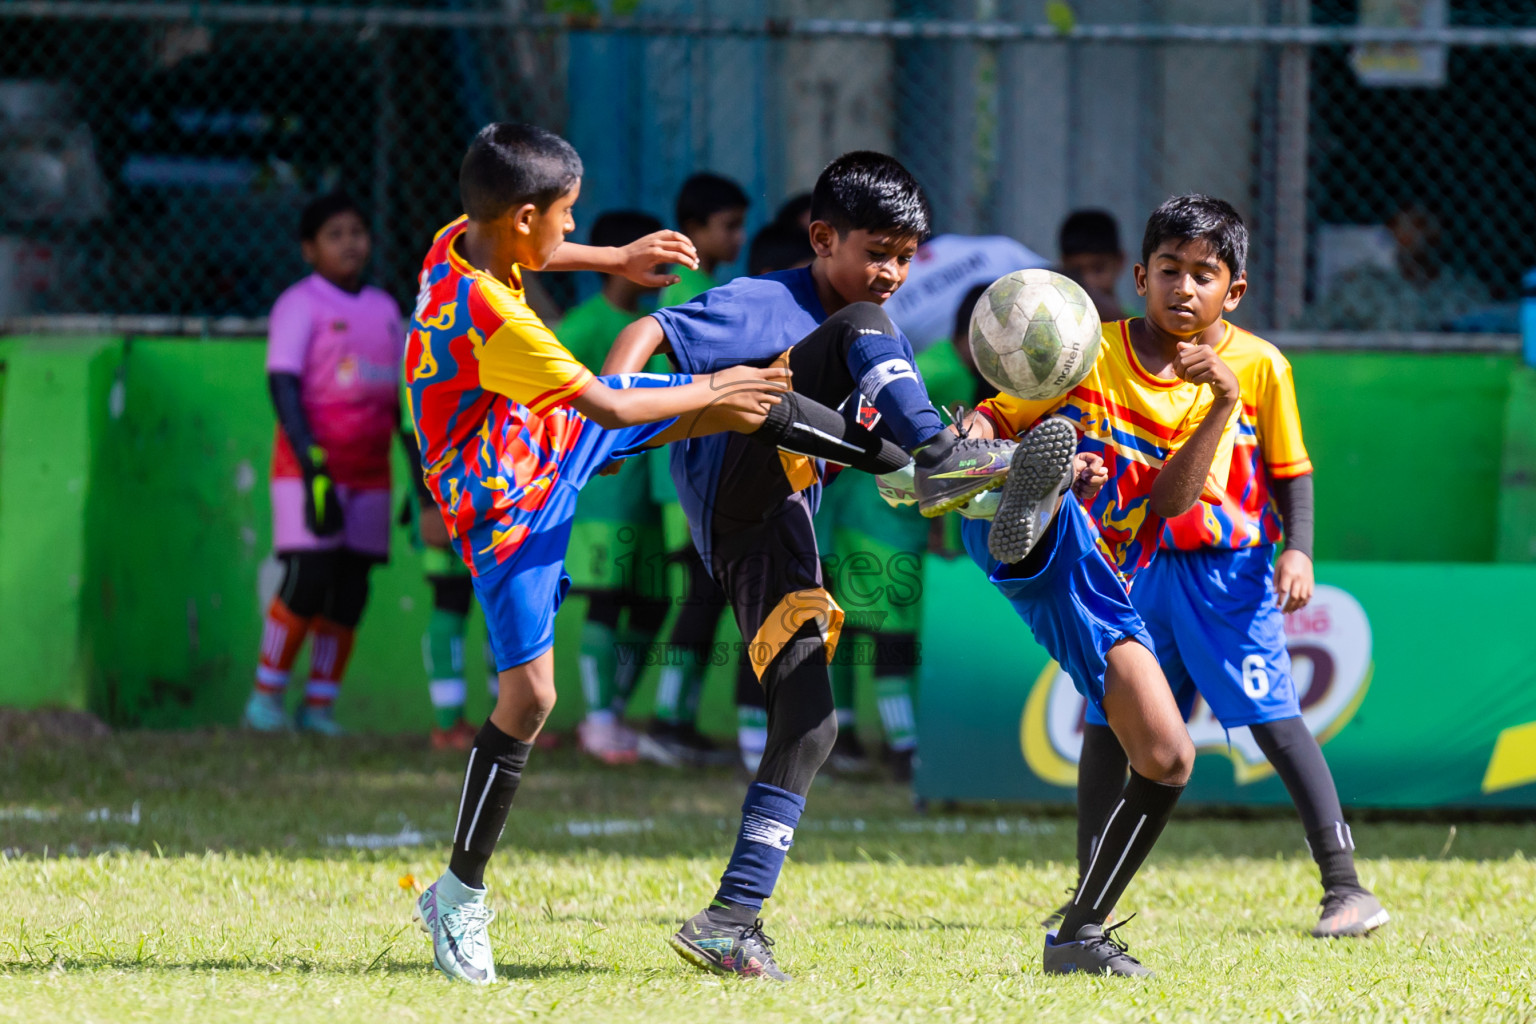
left=414, top=871, right=497, bottom=984
left=295, top=704, right=346, bottom=736
left=242, top=690, right=291, bottom=732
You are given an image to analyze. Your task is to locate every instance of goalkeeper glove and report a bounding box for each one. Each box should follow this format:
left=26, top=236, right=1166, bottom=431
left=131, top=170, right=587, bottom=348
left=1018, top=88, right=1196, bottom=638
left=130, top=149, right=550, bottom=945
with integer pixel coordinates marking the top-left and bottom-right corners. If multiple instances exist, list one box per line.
left=301, top=445, right=345, bottom=537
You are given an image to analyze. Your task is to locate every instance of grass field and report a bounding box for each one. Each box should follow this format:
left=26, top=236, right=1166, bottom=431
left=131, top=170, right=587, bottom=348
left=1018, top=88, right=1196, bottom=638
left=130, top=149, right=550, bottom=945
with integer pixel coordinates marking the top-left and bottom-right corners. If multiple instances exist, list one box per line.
left=3, top=717, right=1535, bottom=1023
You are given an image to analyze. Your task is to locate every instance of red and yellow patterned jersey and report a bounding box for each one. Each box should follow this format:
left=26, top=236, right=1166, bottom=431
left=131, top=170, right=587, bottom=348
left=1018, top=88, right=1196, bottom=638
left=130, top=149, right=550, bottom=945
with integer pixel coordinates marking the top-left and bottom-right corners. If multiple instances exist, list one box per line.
left=978, top=319, right=1238, bottom=580
left=404, top=217, right=596, bottom=576
left=1160, top=325, right=1310, bottom=551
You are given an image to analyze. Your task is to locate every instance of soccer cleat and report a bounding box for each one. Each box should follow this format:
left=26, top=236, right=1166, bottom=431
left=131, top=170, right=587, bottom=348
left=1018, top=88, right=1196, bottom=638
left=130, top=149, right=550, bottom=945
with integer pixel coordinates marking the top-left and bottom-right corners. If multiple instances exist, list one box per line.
left=414, top=872, right=497, bottom=984
left=242, top=690, right=291, bottom=732
left=875, top=461, right=918, bottom=508
left=913, top=433, right=1018, bottom=518
left=1043, top=918, right=1151, bottom=977
left=669, top=909, right=789, bottom=982
left=431, top=719, right=478, bottom=752
left=577, top=715, right=640, bottom=765
left=987, top=416, right=1079, bottom=565
left=1311, top=887, right=1389, bottom=938
left=826, top=729, right=873, bottom=776
left=295, top=704, right=346, bottom=736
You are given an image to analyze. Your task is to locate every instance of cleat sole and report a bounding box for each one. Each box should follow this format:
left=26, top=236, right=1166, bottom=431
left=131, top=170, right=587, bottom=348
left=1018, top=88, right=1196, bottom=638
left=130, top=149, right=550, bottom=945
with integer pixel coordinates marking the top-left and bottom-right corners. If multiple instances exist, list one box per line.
left=987, top=418, right=1079, bottom=564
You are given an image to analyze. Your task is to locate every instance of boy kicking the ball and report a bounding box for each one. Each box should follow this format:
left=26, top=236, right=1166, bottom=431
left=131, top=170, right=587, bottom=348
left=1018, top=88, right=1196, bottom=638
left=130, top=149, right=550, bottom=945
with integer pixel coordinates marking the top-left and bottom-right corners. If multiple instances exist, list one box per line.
left=954, top=194, right=1246, bottom=976
left=1069, top=203, right=1387, bottom=939
left=406, top=123, right=847, bottom=984
left=603, top=151, right=1069, bottom=980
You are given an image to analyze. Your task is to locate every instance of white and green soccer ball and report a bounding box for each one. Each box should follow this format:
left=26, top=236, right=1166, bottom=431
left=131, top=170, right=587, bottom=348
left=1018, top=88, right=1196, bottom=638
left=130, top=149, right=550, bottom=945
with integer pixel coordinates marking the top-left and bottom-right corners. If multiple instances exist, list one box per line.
left=968, top=269, right=1103, bottom=401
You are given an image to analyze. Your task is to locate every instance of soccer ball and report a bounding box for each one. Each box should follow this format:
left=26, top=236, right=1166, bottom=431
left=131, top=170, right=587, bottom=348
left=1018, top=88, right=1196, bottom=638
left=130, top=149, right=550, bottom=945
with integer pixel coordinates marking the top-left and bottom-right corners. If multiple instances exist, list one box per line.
left=968, top=269, right=1102, bottom=401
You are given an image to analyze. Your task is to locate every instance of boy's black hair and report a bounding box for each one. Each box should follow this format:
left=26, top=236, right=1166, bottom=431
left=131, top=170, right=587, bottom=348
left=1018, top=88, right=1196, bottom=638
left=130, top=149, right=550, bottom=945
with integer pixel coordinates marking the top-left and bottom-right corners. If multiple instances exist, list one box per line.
left=300, top=192, right=364, bottom=241
left=747, top=222, right=814, bottom=275
left=459, top=122, right=583, bottom=221
left=1059, top=209, right=1122, bottom=257
left=1141, top=194, right=1247, bottom=279
left=675, top=172, right=749, bottom=229
left=589, top=209, right=664, bottom=250
left=773, top=192, right=813, bottom=230
left=810, top=151, right=930, bottom=240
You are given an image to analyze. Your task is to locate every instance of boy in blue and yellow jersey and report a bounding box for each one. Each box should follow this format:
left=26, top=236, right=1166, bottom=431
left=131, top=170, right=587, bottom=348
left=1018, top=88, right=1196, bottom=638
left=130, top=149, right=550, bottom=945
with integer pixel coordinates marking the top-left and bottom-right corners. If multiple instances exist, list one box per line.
left=1073, top=282, right=1388, bottom=940
left=604, top=152, right=1050, bottom=981
left=405, top=122, right=844, bottom=985
left=954, top=195, right=1249, bottom=977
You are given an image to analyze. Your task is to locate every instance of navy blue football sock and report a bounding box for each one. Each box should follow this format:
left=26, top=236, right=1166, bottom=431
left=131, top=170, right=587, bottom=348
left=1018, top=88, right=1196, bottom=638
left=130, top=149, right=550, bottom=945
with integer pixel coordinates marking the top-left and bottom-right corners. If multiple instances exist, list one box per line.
left=847, top=331, right=945, bottom=450
left=713, top=782, right=806, bottom=911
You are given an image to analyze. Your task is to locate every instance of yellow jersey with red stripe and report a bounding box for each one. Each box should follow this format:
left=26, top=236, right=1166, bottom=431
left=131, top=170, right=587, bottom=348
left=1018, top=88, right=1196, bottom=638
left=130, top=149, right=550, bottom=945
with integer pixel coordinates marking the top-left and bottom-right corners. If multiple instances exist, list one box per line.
left=978, top=319, right=1238, bottom=580
left=405, top=217, right=596, bottom=576
left=1160, top=325, right=1310, bottom=551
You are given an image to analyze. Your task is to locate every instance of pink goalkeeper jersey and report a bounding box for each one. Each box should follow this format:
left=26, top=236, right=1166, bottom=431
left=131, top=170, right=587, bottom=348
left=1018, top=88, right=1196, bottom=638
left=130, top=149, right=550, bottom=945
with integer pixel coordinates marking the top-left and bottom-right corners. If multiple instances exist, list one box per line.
left=267, top=273, right=404, bottom=488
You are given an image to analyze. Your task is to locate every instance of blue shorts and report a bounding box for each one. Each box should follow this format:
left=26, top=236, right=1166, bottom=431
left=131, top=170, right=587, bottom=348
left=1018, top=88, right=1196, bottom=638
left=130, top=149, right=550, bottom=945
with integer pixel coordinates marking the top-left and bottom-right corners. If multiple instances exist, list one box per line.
left=962, top=495, right=1154, bottom=716
left=474, top=372, right=689, bottom=672
left=1085, top=544, right=1298, bottom=729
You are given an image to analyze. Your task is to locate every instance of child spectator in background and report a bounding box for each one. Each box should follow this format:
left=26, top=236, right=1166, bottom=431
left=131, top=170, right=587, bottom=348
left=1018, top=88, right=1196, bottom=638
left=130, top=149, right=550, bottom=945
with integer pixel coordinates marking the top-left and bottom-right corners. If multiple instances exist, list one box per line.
left=658, top=173, right=749, bottom=307
left=244, top=193, right=404, bottom=735
left=747, top=220, right=814, bottom=277
left=559, top=210, right=672, bottom=764
left=1058, top=208, right=1131, bottom=322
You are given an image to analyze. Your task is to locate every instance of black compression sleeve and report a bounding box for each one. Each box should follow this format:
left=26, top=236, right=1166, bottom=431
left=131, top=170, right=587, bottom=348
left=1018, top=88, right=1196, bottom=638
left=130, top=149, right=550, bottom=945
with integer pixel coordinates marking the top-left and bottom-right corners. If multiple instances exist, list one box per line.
left=269, top=372, right=318, bottom=470
left=1271, top=472, right=1314, bottom=560
left=750, top=391, right=909, bottom=474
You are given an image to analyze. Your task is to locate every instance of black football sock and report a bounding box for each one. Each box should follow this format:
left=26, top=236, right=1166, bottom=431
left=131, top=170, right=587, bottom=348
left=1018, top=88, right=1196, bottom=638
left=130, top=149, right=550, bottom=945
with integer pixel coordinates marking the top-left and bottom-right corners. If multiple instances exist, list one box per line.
left=1075, top=724, right=1130, bottom=881
left=750, top=391, right=908, bottom=473
left=448, top=720, right=532, bottom=889
left=911, top=429, right=956, bottom=467
left=1058, top=769, right=1184, bottom=940
left=1249, top=716, right=1362, bottom=892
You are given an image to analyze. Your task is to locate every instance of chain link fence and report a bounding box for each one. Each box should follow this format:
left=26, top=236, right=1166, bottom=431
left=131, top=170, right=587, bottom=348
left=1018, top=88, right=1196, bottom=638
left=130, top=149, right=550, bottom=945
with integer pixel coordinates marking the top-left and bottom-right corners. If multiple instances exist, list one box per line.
left=2, top=0, right=1533, bottom=336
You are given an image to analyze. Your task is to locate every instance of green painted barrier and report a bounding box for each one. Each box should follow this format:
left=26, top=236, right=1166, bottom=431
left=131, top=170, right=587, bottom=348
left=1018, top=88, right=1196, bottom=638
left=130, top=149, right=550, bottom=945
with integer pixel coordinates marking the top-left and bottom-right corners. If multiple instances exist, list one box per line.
left=0, top=339, right=1530, bottom=772
left=1290, top=351, right=1515, bottom=563
left=915, top=555, right=1536, bottom=808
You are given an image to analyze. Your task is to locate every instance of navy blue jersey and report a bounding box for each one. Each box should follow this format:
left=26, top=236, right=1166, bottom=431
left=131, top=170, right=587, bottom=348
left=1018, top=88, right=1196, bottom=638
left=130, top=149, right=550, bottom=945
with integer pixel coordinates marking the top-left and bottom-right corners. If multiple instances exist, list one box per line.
left=651, top=268, right=918, bottom=564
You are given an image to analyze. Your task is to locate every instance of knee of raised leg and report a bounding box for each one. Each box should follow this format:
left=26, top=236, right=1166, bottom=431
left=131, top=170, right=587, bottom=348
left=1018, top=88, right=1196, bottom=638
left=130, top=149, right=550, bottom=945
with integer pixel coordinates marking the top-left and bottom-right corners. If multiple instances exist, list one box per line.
left=836, top=301, right=896, bottom=336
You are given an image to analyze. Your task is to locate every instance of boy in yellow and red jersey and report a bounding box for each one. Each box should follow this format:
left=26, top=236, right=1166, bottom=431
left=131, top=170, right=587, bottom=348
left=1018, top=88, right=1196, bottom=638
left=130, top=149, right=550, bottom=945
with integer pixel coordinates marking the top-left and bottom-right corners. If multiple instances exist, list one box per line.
left=407, top=123, right=908, bottom=986
left=1073, top=289, right=1388, bottom=940
left=946, top=195, right=1251, bottom=976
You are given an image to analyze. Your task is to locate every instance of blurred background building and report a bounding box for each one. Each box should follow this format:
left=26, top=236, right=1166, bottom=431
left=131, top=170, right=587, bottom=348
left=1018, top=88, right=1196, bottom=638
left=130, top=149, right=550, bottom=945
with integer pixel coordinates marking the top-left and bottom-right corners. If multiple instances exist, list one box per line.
left=2, top=0, right=1532, bottom=333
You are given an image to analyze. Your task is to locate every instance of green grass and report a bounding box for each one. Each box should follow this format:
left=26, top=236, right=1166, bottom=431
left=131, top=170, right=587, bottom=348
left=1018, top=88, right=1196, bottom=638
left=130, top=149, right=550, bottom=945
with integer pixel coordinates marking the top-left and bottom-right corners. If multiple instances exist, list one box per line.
left=3, top=724, right=1535, bottom=1023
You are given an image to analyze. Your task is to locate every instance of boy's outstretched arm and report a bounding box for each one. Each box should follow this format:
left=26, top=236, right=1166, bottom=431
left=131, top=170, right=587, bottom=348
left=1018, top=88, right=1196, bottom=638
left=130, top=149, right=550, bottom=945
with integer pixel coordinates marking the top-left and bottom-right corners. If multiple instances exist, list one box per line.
left=545, top=231, right=699, bottom=288
left=569, top=364, right=787, bottom=431
left=604, top=315, right=670, bottom=374
left=1150, top=343, right=1240, bottom=518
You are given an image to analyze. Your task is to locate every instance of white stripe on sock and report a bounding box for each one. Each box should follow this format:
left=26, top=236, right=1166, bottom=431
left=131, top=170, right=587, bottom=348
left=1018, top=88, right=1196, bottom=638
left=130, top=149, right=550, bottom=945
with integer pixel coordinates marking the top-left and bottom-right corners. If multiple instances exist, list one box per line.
left=465, top=764, right=499, bottom=849
left=429, top=678, right=467, bottom=708
left=1075, top=799, right=1123, bottom=905
left=655, top=667, right=682, bottom=712
left=304, top=680, right=340, bottom=701
left=1335, top=821, right=1346, bottom=851
left=579, top=655, right=601, bottom=709
left=1344, top=823, right=1355, bottom=851
left=452, top=749, right=476, bottom=845
left=1094, top=813, right=1148, bottom=910
left=255, top=666, right=290, bottom=688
